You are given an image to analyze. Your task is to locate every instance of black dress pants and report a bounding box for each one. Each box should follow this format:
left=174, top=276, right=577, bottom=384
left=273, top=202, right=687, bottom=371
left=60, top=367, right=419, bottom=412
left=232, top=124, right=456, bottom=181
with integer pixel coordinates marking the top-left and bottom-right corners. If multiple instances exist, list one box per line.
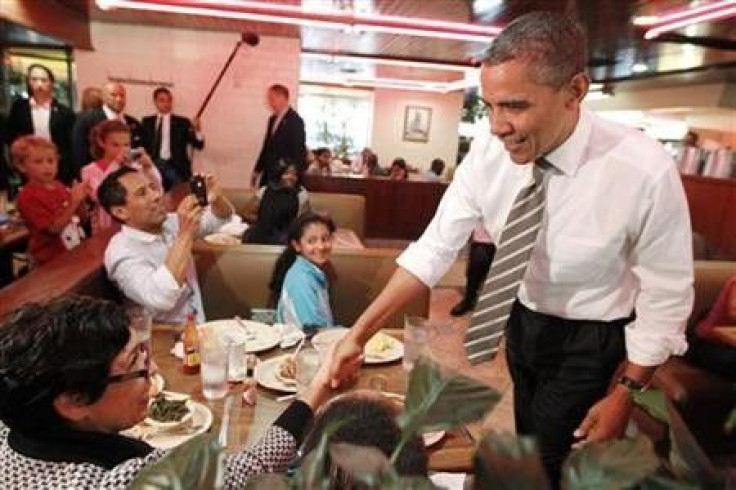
left=463, top=241, right=495, bottom=302
left=505, top=300, right=629, bottom=488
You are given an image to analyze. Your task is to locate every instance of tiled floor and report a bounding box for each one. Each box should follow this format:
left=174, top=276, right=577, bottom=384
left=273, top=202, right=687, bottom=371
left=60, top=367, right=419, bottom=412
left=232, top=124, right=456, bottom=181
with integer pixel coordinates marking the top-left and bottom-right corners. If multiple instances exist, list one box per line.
left=428, top=287, right=516, bottom=435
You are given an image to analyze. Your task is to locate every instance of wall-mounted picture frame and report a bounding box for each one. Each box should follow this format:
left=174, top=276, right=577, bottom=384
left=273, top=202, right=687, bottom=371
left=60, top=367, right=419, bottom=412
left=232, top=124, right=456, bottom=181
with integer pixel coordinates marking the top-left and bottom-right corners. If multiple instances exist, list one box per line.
left=402, top=105, right=432, bottom=143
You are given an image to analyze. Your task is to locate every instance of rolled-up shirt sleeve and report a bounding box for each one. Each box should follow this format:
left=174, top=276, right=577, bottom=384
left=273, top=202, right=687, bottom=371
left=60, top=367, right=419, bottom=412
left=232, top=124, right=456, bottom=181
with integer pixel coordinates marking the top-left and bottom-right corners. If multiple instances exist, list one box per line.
left=198, top=207, right=231, bottom=237
left=626, top=164, right=693, bottom=366
left=397, top=149, right=483, bottom=288
left=105, top=246, right=186, bottom=314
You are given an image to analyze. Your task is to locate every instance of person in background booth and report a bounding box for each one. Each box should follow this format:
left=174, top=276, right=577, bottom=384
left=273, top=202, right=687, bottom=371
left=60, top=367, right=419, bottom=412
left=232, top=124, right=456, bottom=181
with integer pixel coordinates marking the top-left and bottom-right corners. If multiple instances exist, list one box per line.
left=269, top=212, right=337, bottom=333
left=12, top=136, right=88, bottom=267
left=307, top=147, right=335, bottom=176
left=389, top=158, right=409, bottom=181
left=423, top=158, right=446, bottom=182
left=0, top=296, right=345, bottom=489
left=244, top=158, right=310, bottom=223
left=7, top=64, right=76, bottom=185
left=100, top=166, right=233, bottom=324
left=141, top=87, right=204, bottom=191
left=80, top=87, right=103, bottom=113
left=253, top=84, right=306, bottom=186
left=242, top=186, right=299, bottom=246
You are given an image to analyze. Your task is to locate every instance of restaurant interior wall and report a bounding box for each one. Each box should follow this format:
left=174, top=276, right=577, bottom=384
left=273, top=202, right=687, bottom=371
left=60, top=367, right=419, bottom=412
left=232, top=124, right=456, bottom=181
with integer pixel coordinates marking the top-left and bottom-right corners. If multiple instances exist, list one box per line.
left=371, top=87, right=463, bottom=173
left=74, top=21, right=301, bottom=187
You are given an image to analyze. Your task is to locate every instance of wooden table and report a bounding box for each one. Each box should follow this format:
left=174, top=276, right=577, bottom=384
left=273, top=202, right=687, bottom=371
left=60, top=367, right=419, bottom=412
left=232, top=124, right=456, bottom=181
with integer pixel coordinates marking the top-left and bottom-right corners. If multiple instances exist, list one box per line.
left=153, top=326, right=477, bottom=472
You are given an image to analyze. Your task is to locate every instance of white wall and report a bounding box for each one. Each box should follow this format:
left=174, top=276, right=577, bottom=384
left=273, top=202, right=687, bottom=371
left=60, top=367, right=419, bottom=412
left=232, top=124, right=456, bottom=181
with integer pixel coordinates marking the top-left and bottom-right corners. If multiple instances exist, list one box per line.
left=370, top=88, right=463, bottom=172
left=74, top=22, right=301, bottom=188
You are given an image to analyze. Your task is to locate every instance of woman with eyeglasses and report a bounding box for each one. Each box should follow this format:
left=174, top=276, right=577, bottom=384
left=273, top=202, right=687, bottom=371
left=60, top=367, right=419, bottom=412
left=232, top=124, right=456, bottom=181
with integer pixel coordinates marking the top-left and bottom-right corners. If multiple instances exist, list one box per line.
left=0, top=296, right=343, bottom=488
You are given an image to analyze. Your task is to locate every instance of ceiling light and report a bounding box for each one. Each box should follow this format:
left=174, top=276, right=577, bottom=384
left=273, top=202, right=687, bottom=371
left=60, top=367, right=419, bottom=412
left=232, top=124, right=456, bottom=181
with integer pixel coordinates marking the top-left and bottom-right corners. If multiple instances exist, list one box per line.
left=632, top=62, right=648, bottom=73
left=96, top=0, right=501, bottom=43
left=301, top=52, right=476, bottom=73
left=632, top=0, right=736, bottom=39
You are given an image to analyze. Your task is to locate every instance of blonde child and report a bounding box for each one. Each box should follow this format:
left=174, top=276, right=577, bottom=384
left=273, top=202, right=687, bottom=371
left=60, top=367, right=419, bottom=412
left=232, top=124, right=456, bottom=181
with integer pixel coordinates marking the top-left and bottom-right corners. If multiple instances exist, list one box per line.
left=12, top=136, right=88, bottom=266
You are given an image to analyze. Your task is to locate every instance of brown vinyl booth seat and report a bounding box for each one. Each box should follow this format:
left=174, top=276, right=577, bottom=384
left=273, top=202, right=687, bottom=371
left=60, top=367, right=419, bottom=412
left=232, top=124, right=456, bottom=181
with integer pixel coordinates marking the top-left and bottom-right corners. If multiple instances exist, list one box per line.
left=193, top=242, right=428, bottom=329
left=634, top=261, right=736, bottom=466
left=222, top=188, right=366, bottom=240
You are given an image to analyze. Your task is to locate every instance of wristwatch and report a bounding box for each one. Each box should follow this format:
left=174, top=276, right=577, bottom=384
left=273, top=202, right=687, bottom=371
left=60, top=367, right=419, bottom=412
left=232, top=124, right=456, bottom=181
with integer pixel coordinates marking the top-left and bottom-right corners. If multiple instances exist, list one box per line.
left=617, top=375, right=649, bottom=393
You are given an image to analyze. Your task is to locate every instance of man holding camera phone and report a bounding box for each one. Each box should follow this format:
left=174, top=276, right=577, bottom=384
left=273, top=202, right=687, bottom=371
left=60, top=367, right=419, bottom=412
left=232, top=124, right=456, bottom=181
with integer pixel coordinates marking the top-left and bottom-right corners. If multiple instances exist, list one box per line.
left=99, top=166, right=233, bottom=324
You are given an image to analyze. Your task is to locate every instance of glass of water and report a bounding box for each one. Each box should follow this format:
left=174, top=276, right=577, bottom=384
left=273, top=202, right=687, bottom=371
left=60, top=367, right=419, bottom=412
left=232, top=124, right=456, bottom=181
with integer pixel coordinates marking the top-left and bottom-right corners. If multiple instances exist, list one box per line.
left=200, top=329, right=229, bottom=400
left=125, top=303, right=152, bottom=369
left=227, top=341, right=247, bottom=382
left=403, top=316, right=429, bottom=372
left=295, top=348, right=321, bottom=393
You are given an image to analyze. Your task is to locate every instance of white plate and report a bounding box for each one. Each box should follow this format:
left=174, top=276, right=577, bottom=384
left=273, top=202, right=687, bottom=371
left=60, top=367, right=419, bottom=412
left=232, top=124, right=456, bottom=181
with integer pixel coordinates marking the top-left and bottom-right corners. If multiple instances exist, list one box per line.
left=202, top=319, right=281, bottom=354
left=422, top=431, right=446, bottom=447
left=122, top=399, right=213, bottom=450
left=255, top=354, right=298, bottom=393
left=204, top=233, right=241, bottom=246
left=144, top=392, right=194, bottom=430
left=312, top=328, right=403, bottom=364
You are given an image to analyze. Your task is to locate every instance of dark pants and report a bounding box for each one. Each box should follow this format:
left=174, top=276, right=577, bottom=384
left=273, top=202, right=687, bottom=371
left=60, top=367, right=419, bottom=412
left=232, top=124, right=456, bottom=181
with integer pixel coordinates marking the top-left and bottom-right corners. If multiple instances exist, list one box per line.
left=685, top=334, right=736, bottom=383
left=155, top=159, right=185, bottom=192
left=505, top=300, right=628, bottom=488
left=463, top=241, right=495, bottom=302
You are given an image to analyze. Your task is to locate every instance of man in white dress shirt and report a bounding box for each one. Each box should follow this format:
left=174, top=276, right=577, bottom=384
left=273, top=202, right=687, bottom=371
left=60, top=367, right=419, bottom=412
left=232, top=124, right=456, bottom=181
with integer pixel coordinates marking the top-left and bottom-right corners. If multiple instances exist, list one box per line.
left=100, top=166, right=233, bottom=324
left=329, top=11, right=693, bottom=486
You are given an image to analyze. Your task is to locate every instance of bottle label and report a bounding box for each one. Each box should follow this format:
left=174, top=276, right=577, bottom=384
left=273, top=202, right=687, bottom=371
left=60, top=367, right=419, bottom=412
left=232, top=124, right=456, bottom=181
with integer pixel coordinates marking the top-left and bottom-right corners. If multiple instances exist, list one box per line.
left=184, top=349, right=200, bottom=367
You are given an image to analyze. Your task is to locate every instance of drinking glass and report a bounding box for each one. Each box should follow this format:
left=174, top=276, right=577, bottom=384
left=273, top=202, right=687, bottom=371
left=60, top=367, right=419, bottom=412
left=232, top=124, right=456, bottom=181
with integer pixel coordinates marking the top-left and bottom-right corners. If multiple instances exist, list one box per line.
left=403, top=316, right=429, bottom=372
left=295, top=348, right=321, bottom=392
left=200, top=329, right=229, bottom=400
left=227, top=341, right=247, bottom=382
left=125, top=304, right=152, bottom=368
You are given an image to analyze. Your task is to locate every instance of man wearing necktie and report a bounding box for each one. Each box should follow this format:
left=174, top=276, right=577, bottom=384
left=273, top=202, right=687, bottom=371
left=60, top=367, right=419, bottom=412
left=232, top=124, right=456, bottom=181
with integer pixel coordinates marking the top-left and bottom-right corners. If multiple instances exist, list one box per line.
left=328, top=11, right=693, bottom=487
left=252, top=84, right=306, bottom=187
left=142, top=87, right=204, bottom=191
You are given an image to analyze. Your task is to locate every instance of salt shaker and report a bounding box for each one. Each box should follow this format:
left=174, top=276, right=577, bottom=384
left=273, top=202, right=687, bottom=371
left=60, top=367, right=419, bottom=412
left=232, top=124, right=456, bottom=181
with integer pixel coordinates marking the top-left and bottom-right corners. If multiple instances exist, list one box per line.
left=242, top=354, right=258, bottom=406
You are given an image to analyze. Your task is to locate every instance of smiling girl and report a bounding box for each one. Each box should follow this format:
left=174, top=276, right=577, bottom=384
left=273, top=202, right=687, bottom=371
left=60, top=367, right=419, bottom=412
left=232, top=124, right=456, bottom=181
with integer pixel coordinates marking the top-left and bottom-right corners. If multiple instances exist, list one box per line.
left=269, top=213, right=337, bottom=333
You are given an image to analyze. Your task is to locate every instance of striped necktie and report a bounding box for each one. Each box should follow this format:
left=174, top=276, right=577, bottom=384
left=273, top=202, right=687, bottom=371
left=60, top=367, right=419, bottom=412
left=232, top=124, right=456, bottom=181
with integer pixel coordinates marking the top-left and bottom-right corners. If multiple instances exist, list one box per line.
left=464, top=159, right=551, bottom=364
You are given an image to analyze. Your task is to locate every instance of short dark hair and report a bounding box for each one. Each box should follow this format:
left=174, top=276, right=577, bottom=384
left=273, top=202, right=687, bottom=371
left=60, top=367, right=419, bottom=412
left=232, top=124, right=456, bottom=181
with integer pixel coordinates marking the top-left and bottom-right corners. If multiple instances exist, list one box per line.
left=483, top=11, right=586, bottom=89
left=242, top=186, right=299, bottom=246
left=153, top=87, right=171, bottom=100
left=268, top=84, right=289, bottom=99
left=430, top=158, right=445, bottom=176
left=301, top=395, right=428, bottom=488
left=26, top=64, right=55, bottom=95
left=0, top=296, right=131, bottom=432
left=313, top=147, right=331, bottom=158
left=98, top=166, right=139, bottom=222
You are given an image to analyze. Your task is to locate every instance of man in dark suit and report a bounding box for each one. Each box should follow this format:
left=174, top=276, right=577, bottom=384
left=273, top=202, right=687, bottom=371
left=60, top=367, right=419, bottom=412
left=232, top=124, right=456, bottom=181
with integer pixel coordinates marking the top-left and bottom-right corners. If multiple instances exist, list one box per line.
left=141, top=87, right=204, bottom=190
left=6, top=64, right=76, bottom=185
left=72, top=81, right=143, bottom=171
left=253, top=84, right=306, bottom=186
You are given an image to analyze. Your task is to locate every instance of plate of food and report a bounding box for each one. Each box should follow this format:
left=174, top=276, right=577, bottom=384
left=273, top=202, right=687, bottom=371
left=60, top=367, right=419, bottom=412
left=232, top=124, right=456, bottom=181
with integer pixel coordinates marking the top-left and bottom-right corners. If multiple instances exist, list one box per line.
left=204, top=233, right=241, bottom=246
left=201, top=319, right=281, bottom=354
left=364, top=331, right=403, bottom=365
left=312, top=328, right=403, bottom=364
left=255, top=354, right=298, bottom=393
left=122, top=392, right=213, bottom=450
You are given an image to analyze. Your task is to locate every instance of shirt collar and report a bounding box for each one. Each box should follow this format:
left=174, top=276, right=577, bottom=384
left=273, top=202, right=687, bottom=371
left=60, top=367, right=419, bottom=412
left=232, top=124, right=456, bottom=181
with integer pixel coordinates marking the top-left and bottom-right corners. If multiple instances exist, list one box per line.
left=103, top=104, right=122, bottom=121
left=30, top=97, right=51, bottom=109
left=295, top=255, right=327, bottom=283
left=542, top=107, right=593, bottom=177
left=121, top=224, right=162, bottom=243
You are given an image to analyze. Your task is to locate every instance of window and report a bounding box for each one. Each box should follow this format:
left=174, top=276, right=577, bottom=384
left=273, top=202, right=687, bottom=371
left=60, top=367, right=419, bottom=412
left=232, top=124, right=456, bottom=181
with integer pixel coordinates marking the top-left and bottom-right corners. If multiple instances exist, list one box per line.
left=298, top=85, right=373, bottom=157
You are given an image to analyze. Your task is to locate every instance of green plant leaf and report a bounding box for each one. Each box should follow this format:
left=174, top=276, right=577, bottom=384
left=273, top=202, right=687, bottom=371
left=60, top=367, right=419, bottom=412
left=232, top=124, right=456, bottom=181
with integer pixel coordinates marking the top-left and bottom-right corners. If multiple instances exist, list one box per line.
left=244, top=474, right=292, bottom=490
left=472, top=431, right=550, bottom=490
left=328, top=442, right=397, bottom=486
left=632, top=390, right=669, bottom=425
left=562, top=435, right=660, bottom=490
left=393, top=356, right=500, bottom=464
left=128, top=433, right=225, bottom=490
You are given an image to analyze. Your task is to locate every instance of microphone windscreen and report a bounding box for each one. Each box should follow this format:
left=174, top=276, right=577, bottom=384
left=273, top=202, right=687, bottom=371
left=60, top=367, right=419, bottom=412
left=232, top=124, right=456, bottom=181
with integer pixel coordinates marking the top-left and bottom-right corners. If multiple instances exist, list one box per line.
left=242, top=32, right=260, bottom=46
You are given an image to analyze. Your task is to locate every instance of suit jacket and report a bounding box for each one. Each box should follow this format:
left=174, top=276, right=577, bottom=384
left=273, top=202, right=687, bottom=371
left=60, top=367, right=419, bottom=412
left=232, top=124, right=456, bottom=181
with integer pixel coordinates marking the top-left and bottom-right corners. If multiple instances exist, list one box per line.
left=141, top=114, right=204, bottom=181
left=72, top=108, right=143, bottom=175
left=7, top=98, right=76, bottom=185
left=255, top=107, right=306, bottom=184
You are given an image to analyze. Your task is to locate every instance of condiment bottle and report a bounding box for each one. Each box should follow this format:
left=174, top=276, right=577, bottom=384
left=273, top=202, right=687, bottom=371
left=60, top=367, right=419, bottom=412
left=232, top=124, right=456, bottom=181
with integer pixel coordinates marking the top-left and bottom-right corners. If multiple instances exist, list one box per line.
left=182, top=313, right=201, bottom=375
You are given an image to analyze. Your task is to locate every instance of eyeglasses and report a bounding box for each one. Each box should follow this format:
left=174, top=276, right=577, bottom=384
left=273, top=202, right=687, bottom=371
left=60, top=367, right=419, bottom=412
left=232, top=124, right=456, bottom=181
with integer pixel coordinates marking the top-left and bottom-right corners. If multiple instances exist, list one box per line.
left=107, top=369, right=150, bottom=384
